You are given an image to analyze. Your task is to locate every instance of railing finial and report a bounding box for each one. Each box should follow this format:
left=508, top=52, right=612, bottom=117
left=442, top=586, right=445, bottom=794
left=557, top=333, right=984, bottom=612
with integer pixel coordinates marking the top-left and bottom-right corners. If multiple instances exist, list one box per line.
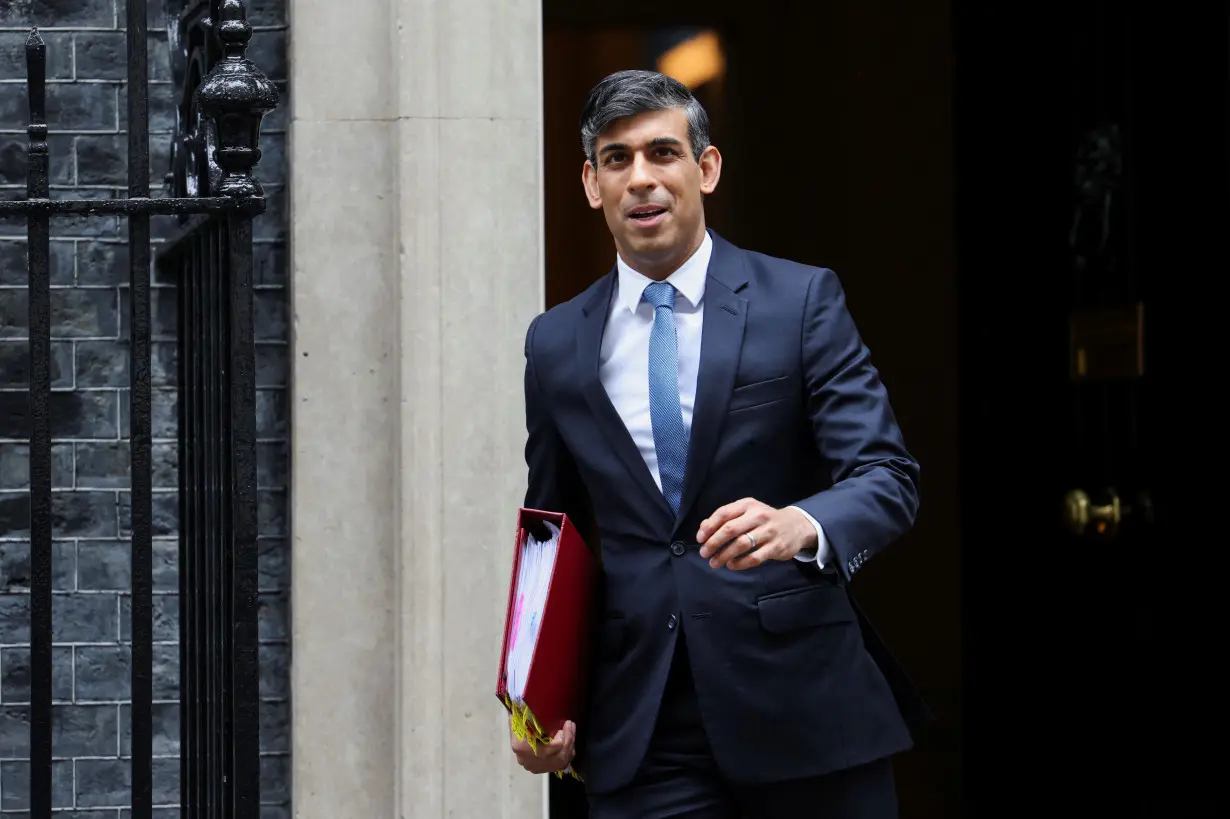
left=26, top=27, right=46, bottom=127
left=198, top=0, right=279, bottom=197
left=215, top=0, right=252, bottom=57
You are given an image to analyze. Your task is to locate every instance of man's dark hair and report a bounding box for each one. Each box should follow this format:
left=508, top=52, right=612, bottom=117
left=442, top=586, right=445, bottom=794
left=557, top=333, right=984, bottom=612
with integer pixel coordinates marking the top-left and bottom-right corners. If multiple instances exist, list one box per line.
left=580, top=70, right=711, bottom=166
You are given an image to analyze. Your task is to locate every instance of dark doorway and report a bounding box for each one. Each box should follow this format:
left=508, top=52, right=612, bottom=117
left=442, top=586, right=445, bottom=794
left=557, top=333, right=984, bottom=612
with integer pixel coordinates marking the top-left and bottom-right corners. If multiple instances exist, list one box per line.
left=956, top=1, right=1228, bottom=814
left=543, top=1, right=1228, bottom=816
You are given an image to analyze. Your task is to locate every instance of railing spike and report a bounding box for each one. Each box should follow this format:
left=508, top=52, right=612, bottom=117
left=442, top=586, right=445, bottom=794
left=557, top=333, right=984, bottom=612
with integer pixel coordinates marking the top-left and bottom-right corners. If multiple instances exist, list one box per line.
left=26, top=26, right=46, bottom=126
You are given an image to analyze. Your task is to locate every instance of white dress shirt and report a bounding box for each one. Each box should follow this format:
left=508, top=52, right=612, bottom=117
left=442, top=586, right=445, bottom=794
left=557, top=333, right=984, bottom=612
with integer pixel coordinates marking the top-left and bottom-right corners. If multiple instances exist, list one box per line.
left=598, top=232, right=832, bottom=567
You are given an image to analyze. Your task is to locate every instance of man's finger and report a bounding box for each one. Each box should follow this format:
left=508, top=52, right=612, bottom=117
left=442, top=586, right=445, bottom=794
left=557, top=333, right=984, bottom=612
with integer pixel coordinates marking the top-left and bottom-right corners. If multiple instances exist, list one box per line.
left=512, top=724, right=568, bottom=755
left=702, top=525, right=752, bottom=564
left=696, top=498, right=752, bottom=543
left=703, top=516, right=747, bottom=560
left=546, top=724, right=575, bottom=758
left=708, top=527, right=762, bottom=567
left=727, top=538, right=777, bottom=571
left=701, top=515, right=759, bottom=562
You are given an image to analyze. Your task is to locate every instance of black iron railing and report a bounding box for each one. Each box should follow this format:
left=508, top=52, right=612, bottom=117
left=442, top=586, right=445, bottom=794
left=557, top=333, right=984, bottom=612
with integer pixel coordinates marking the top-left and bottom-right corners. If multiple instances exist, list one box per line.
left=0, top=1, right=278, bottom=816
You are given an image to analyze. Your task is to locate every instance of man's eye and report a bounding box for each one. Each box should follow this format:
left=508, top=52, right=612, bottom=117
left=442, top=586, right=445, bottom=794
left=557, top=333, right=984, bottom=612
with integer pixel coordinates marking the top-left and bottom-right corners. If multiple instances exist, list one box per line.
left=656, top=148, right=678, bottom=157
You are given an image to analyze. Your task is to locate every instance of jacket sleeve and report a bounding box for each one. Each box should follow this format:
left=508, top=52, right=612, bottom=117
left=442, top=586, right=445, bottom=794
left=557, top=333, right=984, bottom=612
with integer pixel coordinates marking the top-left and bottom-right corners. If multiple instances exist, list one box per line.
left=523, top=314, right=596, bottom=549
left=790, top=268, right=920, bottom=581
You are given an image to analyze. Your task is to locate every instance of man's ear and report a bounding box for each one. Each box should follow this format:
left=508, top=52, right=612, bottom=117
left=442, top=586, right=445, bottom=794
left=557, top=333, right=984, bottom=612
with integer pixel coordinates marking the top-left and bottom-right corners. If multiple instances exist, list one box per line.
left=698, top=145, right=722, bottom=195
left=582, top=161, right=603, bottom=210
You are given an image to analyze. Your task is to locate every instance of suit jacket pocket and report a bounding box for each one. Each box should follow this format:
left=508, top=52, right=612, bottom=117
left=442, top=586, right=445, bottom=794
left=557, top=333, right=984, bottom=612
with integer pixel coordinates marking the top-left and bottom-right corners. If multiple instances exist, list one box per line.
left=756, top=584, right=855, bottom=633
left=729, top=375, right=793, bottom=413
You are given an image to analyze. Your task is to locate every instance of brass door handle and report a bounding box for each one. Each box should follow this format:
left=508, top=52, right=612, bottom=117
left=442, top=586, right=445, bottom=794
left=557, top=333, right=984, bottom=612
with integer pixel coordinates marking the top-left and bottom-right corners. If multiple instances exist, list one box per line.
left=1062, top=488, right=1152, bottom=539
left=1063, top=488, right=1120, bottom=537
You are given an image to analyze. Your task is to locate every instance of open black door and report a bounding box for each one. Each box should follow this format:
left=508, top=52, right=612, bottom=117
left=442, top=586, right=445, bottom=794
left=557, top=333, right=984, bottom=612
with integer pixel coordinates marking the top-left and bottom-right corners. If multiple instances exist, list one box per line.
left=957, top=2, right=1228, bottom=813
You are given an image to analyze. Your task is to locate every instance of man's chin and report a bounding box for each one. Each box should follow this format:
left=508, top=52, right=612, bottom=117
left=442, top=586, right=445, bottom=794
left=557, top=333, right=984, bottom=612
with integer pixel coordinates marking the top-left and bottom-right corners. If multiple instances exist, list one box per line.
left=622, top=232, right=676, bottom=259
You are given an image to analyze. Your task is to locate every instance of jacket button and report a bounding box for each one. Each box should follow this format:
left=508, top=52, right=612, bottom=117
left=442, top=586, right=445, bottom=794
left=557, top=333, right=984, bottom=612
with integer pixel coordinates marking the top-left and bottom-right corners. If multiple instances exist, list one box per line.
left=670, top=541, right=686, bottom=556
left=667, top=614, right=678, bottom=630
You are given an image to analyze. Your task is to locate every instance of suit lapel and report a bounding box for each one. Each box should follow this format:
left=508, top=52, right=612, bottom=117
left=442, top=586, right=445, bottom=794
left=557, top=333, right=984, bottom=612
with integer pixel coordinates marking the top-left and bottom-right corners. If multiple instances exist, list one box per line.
left=675, top=233, right=749, bottom=528
left=577, top=271, right=675, bottom=522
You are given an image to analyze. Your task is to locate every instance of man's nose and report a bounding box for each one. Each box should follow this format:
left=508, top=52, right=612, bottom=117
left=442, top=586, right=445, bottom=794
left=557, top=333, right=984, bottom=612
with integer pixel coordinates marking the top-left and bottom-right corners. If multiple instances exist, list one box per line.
left=628, top=154, right=656, bottom=191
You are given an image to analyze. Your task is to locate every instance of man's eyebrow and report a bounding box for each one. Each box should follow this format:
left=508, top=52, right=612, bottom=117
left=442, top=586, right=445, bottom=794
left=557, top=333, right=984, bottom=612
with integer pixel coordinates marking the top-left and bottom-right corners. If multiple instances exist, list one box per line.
left=598, top=136, right=685, bottom=155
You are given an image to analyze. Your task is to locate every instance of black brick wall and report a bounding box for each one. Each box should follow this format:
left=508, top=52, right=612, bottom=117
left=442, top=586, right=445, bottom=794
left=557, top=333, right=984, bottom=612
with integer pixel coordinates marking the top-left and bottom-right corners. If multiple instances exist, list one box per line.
left=0, top=0, right=290, bottom=815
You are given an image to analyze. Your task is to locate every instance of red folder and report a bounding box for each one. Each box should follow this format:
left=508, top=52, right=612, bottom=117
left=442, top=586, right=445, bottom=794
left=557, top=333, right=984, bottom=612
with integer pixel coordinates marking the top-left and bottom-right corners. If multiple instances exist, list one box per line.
left=496, top=508, right=598, bottom=777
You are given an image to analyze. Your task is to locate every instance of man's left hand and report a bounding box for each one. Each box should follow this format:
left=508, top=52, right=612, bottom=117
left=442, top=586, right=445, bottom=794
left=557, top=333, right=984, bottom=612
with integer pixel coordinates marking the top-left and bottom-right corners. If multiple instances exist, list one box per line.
left=696, top=498, right=818, bottom=571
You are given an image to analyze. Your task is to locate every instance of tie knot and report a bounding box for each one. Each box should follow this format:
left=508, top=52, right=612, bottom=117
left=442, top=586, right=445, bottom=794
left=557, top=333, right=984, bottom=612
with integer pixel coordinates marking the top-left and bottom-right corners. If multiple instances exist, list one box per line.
left=642, top=281, right=677, bottom=311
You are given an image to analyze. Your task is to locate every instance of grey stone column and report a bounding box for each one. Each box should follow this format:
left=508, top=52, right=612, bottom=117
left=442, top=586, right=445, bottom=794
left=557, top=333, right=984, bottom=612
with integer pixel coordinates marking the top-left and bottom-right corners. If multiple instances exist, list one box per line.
left=289, top=0, right=545, bottom=815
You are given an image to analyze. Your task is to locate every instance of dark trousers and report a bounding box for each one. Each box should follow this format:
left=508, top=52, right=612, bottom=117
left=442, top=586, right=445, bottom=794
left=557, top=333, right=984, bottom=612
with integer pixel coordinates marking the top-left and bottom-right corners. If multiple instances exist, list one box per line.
left=586, top=634, right=899, bottom=819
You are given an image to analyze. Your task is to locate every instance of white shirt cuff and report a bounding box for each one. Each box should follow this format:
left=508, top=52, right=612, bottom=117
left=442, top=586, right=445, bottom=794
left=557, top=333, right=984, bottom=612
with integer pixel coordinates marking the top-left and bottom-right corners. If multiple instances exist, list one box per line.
left=787, top=506, right=831, bottom=569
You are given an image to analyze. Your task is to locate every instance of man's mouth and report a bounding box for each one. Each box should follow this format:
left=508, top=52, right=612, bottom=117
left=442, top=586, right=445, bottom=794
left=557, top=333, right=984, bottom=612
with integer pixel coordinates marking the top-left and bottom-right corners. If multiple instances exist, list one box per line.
left=628, top=206, right=668, bottom=221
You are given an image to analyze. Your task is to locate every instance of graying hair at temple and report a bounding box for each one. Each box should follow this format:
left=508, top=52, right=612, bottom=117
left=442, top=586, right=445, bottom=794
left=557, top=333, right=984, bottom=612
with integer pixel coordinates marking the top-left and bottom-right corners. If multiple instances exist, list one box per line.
left=580, top=69, right=712, bottom=166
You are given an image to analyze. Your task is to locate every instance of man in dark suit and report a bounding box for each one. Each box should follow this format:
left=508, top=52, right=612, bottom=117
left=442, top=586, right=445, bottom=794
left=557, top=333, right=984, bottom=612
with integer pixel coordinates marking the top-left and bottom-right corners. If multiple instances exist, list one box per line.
left=511, top=69, right=923, bottom=818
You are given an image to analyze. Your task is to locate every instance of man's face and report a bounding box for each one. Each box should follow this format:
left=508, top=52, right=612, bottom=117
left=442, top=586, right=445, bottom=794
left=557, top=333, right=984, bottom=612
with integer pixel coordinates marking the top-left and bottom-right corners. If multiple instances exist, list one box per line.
left=582, top=107, right=722, bottom=278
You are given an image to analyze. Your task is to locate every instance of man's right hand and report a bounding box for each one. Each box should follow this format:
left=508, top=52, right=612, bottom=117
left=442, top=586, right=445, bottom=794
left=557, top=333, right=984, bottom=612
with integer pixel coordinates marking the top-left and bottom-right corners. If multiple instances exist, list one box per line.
left=511, top=720, right=576, bottom=774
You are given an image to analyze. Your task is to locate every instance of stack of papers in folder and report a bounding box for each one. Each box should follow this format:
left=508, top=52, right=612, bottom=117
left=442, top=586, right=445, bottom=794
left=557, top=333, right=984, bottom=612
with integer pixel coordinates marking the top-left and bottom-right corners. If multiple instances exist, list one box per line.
left=504, top=520, right=560, bottom=701
left=496, top=509, right=598, bottom=780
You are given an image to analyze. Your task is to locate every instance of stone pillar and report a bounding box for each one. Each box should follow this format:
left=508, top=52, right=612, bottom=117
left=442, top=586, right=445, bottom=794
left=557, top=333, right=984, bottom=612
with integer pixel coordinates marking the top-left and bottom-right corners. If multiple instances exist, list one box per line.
left=288, top=0, right=545, bottom=815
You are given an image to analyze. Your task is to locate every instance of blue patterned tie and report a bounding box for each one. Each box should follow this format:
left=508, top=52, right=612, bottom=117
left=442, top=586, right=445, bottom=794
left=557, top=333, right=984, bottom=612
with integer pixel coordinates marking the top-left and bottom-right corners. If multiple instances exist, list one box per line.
left=643, top=282, right=688, bottom=515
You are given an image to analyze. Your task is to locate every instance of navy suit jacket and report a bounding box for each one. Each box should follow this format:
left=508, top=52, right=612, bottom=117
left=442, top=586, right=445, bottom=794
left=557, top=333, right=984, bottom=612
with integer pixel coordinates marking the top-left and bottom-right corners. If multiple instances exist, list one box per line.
left=523, top=230, right=926, bottom=795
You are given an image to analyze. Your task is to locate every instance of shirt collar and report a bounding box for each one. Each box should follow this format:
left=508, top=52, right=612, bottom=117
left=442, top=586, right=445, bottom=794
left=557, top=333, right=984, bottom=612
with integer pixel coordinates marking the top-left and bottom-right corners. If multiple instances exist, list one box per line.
left=614, top=230, right=712, bottom=314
